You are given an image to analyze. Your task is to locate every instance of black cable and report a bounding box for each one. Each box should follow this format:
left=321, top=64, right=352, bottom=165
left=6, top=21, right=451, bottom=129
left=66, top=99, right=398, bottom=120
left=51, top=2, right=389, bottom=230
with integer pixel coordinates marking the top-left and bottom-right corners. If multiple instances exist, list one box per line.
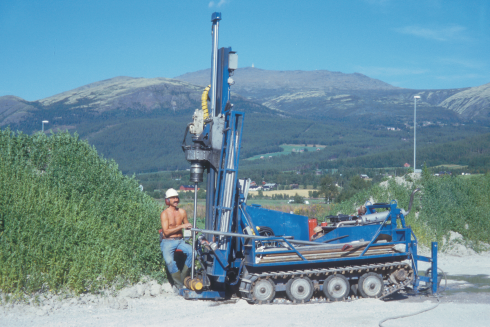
left=378, top=267, right=447, bottom=327
left=379, top=295, right=440, bottom=327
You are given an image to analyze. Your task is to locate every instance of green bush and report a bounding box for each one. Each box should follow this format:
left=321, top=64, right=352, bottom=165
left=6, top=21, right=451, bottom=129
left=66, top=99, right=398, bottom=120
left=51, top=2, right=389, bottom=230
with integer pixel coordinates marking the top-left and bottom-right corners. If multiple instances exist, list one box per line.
left=326, top=167, right=490, bottom=249
left=293, top=193, right=305, bottom=204
left=0, top=128, right=163, bottom=295
left=419, top=170, right=490, bottom=247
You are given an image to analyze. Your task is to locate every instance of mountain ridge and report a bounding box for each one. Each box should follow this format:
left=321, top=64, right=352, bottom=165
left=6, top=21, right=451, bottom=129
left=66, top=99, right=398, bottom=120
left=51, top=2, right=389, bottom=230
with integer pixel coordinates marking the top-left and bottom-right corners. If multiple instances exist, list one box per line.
left=1, top=69, right=489, bottom=173
left=175, top=67, right=488, bottom=120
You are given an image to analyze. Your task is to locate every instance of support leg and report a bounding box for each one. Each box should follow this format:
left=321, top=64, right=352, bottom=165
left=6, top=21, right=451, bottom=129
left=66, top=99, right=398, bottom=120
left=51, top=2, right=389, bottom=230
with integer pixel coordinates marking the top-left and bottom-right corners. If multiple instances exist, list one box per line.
left=431, top=242, right=438, bottom=294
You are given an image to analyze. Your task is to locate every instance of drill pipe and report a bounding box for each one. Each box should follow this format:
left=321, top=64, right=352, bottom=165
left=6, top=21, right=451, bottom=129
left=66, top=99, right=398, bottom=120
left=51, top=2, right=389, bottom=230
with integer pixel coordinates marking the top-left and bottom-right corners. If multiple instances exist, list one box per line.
left=184, top=276, right=203, bottom=291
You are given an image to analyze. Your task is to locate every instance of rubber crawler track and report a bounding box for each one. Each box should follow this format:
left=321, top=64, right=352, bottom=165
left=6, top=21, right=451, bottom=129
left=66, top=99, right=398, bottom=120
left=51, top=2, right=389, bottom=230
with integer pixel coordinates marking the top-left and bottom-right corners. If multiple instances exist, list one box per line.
left=239, top=261, right=414, bottom=304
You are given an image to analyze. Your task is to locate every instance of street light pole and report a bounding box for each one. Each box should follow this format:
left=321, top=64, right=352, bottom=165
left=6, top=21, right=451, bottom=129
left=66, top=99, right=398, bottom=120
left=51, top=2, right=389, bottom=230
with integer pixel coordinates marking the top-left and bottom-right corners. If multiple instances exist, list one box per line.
left=413, top=96, right=420, bottom=172
left=42, top=120, right=49, bottom=133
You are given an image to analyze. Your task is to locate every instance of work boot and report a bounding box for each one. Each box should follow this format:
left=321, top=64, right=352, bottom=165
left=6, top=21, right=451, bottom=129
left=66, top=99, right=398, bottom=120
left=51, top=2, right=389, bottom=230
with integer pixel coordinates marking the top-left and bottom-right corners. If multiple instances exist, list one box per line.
left=180, top=265, right=190, bottom=286
left=170, top=271, right=183, bottom=289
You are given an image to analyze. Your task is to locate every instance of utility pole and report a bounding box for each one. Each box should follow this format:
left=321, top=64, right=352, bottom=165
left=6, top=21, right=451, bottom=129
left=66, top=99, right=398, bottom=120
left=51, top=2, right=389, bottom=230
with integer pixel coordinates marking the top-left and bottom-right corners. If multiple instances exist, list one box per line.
left=42, top=120, right=49, bottom=133
left=413, top=96, right=420, bottom=172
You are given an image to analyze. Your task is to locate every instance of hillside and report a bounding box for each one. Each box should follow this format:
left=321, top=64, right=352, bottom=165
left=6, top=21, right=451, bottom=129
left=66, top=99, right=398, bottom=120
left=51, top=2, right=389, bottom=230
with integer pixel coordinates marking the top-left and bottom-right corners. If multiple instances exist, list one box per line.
left=0, top=96, right=36, bottom=126
left=1, top=70, right=490, bottom=174
left=176, top=68, right=490, bottom=121
left=439, top=82, right=490, bottom=118
left=176, top=67, right=399, bottom=98
left=38, top=76, right=202, bottom=113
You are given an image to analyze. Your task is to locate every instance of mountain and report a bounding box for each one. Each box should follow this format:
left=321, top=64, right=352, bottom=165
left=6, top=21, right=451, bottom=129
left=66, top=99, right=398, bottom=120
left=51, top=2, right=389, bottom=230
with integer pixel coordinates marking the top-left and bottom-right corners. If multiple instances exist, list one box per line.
left=439, top=82, right=490, bottom=118
left=0, top=95, right=37, bottom=126
left=0, top=76, right=282, bottom=173
left=38, top=76, right=204, bottom=113
left=176, top=67, right=488, bottom=122
left=1, top=70, right=490, bottom=174
left=176, top=67, right=398, bottom=99
left=0, top=76, right=203, bottom=131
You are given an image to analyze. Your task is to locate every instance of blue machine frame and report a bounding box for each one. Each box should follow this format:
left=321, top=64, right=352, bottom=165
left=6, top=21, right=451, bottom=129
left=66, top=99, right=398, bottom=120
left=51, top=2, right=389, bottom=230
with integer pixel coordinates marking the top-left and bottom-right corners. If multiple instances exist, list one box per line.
left=180, top=12, right=438, bottom=301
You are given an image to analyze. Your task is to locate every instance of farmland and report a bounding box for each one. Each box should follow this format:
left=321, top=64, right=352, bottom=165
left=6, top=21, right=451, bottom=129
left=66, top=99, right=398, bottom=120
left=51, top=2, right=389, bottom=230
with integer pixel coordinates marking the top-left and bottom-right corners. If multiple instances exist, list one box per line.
left=246, top=144, right=326, bottom=160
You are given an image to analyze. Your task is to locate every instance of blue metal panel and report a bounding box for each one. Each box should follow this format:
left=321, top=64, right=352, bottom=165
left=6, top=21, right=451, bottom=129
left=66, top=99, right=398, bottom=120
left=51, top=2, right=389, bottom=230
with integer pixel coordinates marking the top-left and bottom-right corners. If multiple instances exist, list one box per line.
left=313, top=225, right=383, bottom=244
left=213, top=111, right=244, bottom=233
left=244, top=204, right=310, bottom=241
left=218, top=47, right=233, bottom=114
left=211, top=12, right=221, bottom=22
left=180, top=289, right=225, bottom=300
left=247, top=250, right=410, bottom=268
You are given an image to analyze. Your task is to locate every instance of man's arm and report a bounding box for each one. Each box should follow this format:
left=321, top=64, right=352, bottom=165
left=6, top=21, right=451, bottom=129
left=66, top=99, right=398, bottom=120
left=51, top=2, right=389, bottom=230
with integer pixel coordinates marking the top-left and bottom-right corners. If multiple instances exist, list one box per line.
left=161, top=210, right=189, bottom=237
left=181, top=209, right=191, bottom=227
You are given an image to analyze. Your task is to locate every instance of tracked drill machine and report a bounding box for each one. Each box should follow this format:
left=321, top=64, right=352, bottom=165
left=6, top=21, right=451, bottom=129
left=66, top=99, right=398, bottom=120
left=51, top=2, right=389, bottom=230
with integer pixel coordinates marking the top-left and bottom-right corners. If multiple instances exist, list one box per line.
left=179, top=12, right=439, bottom=303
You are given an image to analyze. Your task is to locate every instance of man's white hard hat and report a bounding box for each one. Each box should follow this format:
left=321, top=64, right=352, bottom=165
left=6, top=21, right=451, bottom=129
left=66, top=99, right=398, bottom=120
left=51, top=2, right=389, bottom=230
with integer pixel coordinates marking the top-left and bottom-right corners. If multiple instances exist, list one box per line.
left=165, top=188, right=179, bottom=199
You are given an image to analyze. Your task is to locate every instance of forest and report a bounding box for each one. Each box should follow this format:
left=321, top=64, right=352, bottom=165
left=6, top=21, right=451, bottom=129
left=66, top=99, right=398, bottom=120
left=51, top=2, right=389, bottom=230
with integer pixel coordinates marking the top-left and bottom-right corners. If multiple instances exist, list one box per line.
left=7, top=90, right=489, bottom=175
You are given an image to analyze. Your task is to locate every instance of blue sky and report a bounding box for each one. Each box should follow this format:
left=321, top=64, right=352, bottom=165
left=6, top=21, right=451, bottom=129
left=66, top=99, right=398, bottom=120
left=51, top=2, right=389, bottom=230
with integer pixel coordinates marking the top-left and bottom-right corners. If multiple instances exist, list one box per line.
left=1, top=0, right=489, bottom=101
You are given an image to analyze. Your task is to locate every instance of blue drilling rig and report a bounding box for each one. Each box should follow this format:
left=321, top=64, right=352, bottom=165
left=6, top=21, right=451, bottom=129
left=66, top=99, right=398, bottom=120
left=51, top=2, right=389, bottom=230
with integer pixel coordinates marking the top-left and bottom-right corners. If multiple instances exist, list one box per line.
left=179, top=12, right=439, bottom=304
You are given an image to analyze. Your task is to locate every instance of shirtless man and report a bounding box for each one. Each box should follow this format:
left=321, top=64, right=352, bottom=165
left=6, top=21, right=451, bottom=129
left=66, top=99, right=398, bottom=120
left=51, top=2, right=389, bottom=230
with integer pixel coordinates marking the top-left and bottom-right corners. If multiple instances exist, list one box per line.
left=160, top=188, right=193, bottom=289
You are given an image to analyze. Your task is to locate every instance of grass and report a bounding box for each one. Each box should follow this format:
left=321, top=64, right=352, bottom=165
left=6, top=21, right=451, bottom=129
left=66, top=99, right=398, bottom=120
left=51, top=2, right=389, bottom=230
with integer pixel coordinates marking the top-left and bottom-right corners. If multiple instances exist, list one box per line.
left=433, top=164, right=468, bottom=169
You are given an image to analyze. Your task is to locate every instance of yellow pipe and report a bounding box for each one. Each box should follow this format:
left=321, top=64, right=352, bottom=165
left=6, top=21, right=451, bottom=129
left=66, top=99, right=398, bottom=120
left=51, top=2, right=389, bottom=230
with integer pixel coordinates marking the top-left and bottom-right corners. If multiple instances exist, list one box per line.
left=201, top=85, right=211, bottom=120
left=184, top=276, right=203, bottom=291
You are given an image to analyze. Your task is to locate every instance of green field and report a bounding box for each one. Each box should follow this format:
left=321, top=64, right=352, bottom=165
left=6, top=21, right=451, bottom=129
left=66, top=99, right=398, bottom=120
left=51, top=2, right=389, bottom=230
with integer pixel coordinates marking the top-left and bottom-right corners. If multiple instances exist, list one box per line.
left=246, top=144, right=325, bottom=160
left=432, top=164, right=468, bottom=169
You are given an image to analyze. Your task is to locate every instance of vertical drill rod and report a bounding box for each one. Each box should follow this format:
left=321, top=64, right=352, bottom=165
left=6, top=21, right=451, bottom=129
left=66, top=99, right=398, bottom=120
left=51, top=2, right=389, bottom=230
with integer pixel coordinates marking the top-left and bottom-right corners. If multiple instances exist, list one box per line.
left=191, top=182, right=198, bottom=279
left=210, top=14, right=220, bottom=117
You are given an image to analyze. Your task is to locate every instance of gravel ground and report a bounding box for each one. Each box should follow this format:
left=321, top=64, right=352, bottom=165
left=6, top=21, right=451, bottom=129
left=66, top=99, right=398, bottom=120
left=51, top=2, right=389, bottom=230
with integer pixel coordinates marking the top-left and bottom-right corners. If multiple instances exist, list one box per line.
left=2, top=250, right=490, bottom=327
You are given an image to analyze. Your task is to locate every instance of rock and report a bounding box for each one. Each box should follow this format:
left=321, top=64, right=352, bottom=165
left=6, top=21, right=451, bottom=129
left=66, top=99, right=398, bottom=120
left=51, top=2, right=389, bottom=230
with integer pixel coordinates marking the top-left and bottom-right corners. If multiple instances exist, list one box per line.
left=109, top=300, right=120, bottom=310
left=161, top=282, right=173, bottom=294
left=393, top=244, right=406, bottom=252
left=150, top=284, right=162, bottom=296
left=36, top=308, right=48, bottom=316
left=446, top=243, right=477, bottom=256
left=118, top=298, right=128, bottom=309
left=136, top=284, right=147, bottom=297
left=119, top=286, right=139, bottom=299
left=101, top=297, right=113, bottom=307
left=449, top=231, right=464, bottom=242
left=85, top=295, right=95, bottom=303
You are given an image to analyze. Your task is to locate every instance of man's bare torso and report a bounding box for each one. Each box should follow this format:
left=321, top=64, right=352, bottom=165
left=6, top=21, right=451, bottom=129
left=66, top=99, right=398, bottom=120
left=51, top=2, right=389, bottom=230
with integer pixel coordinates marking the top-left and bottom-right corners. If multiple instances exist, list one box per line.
left=161, top=207, right=187, bottom=238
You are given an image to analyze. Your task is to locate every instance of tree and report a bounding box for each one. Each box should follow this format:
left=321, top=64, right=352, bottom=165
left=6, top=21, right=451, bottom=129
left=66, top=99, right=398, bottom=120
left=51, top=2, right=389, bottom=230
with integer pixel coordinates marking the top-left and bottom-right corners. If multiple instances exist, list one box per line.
left=293, top=193, right=305, bottom=204
left=319, top=175, right=338, bottom=203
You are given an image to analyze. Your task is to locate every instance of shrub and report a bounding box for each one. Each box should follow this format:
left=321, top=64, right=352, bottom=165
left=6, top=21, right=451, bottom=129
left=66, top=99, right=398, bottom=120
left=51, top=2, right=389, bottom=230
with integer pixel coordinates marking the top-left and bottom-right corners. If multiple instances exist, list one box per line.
left=0, top=129, right=163, bottom=294
left=292, top=193, right=305, bottom=204
left=325, top=167, right=490, bottom=249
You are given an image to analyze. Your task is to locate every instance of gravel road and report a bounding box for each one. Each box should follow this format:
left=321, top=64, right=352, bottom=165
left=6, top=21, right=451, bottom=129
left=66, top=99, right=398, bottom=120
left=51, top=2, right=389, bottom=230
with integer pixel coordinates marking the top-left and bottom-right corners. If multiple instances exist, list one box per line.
left=2, top=250, right=490, bottom=327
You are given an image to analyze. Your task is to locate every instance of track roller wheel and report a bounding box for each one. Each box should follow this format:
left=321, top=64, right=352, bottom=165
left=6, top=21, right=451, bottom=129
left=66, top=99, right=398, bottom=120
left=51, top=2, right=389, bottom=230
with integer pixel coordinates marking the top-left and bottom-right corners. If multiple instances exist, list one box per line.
left=251, top=278, right=275, bottom=304
left=323, top=275, right=350, bottom=301
left=286, top=277, right=314, bottom=303
left=358, top=272, right=383, bottom=298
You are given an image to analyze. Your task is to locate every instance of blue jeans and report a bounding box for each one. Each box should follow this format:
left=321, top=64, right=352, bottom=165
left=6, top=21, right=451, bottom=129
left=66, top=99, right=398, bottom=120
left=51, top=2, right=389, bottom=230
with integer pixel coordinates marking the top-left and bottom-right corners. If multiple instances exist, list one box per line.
left=160, top=239, right=193, bottom=274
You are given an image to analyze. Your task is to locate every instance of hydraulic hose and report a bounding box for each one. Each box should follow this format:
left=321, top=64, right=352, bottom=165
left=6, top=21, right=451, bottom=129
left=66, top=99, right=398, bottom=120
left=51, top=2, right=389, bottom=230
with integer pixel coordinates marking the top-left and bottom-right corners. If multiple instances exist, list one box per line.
left=378, top=267, right=447, bottom=327
left=379, top=295, right=440, bottom=327
left=201, top=85, right=211, bottom=120
left=405, top=188, right=420, bottom=216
